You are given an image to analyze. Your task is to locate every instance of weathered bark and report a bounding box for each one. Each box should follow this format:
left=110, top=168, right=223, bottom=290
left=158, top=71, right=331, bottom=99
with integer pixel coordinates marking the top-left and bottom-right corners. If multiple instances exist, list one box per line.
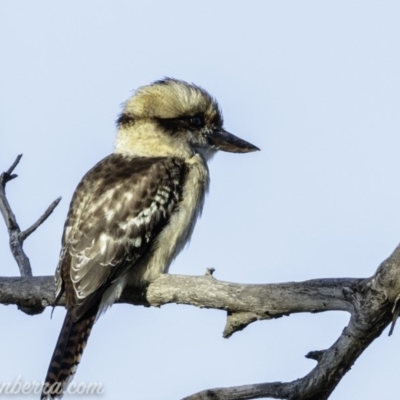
left=1, top=243, right=400, bottom=400
left=2, top=156, right=400, bottom=399
left=0, top=155, right=60, bottom=277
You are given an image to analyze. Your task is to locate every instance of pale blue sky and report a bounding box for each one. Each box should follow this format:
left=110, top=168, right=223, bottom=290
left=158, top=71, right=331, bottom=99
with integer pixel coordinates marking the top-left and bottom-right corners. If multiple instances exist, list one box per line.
left=1, top=1, right=400, bottom=399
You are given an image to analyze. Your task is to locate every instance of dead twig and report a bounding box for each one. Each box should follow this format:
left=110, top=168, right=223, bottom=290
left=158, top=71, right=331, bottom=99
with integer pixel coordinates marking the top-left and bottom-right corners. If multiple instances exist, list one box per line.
left=0, top=155, right=61, bottom=279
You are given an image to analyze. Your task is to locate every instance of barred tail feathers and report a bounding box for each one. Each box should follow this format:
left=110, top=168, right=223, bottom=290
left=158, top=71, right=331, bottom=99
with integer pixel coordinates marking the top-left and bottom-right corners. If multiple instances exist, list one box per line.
left=41, top=310, right=96, bottom=399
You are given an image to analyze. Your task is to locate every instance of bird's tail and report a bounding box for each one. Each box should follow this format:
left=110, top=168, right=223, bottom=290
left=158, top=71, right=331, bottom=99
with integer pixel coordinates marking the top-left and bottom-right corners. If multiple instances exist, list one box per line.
left=41, top=310, right=96, bottom=399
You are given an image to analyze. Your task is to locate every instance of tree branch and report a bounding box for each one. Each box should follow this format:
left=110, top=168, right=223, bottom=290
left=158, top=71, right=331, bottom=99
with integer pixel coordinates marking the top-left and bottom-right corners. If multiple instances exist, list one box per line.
left=0, top=274, right=357, bottom=320
left=182, top=244, right=400, bottom=400
left=1, top=241, right=399, bottom=400
left=2, top=157, right=400, bottom=399
left=0, top=155, right=61, bottom=278
left=19, top=196, right=61, bottom=241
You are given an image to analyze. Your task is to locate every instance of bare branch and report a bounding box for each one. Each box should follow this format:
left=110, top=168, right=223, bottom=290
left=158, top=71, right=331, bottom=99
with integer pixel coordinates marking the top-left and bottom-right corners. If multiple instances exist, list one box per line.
left=0, top=274, right=357, bottom=318
left=0, top=276, right=55, bottom=315
left=181, top=382, right=294, bottom=400
left=2, top=242, right=399, bottom=399
left=182, top=244, right=400, bottom=400
left=0, top=156, right=61, bottom=277
left=0, top=249, right=396, bottom=400
left=2, top=155, right=400, bottom=399
left=0, top=155, right=31, bottom=276
left=5, top=153, right=22, bottom=177
left=19, top=196, right=62, bottom=241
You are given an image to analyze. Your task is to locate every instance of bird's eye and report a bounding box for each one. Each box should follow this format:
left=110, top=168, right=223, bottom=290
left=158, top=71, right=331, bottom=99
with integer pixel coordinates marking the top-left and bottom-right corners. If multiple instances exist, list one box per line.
left=189, top=116, right=204, bottom=127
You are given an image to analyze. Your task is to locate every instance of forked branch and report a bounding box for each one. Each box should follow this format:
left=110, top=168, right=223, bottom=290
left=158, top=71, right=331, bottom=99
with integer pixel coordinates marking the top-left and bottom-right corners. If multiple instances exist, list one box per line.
left=0, top=155, right=61, bottom=278
left=1, top=157, right=400, bottom=399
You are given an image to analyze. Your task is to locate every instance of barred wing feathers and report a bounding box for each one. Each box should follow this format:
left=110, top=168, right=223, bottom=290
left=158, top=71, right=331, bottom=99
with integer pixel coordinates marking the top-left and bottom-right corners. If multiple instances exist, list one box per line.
left=43, top=155, right=186, bottom=399
left=56, top=154, right=186, bottom=319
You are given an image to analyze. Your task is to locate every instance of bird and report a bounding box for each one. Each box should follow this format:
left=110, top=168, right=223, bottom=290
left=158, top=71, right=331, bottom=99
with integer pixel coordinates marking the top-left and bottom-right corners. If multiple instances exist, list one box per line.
left=41, top=78, right=259, bottom=399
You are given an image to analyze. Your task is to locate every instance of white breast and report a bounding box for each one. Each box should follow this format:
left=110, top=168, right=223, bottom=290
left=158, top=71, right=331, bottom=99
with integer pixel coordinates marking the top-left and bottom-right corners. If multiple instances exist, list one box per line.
left=129, top=153, right=209, bottom=285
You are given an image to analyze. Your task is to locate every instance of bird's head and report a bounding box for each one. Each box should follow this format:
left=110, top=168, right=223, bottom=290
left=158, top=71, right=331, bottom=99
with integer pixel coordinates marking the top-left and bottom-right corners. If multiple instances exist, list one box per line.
left=115, top=78, right=259, bottom=158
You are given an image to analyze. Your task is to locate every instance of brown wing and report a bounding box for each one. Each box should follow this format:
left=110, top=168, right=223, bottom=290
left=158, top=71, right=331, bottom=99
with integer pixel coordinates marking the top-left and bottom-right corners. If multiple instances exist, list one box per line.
left=55, top=154, right=186, bottom=319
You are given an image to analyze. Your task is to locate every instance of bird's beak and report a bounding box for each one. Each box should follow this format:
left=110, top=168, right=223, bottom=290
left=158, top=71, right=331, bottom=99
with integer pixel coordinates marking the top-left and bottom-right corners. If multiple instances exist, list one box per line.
left=210, top=129, right=260, bottom=153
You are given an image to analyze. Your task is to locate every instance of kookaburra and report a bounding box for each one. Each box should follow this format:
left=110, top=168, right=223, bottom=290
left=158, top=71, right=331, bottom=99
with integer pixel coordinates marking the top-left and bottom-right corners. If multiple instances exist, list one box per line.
left=41, top=78, right=259, bottom=399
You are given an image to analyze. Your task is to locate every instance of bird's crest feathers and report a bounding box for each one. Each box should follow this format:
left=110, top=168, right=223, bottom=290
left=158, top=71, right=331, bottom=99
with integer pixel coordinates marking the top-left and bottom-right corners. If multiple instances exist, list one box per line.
left=121, top=78, right=222, bottom=122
